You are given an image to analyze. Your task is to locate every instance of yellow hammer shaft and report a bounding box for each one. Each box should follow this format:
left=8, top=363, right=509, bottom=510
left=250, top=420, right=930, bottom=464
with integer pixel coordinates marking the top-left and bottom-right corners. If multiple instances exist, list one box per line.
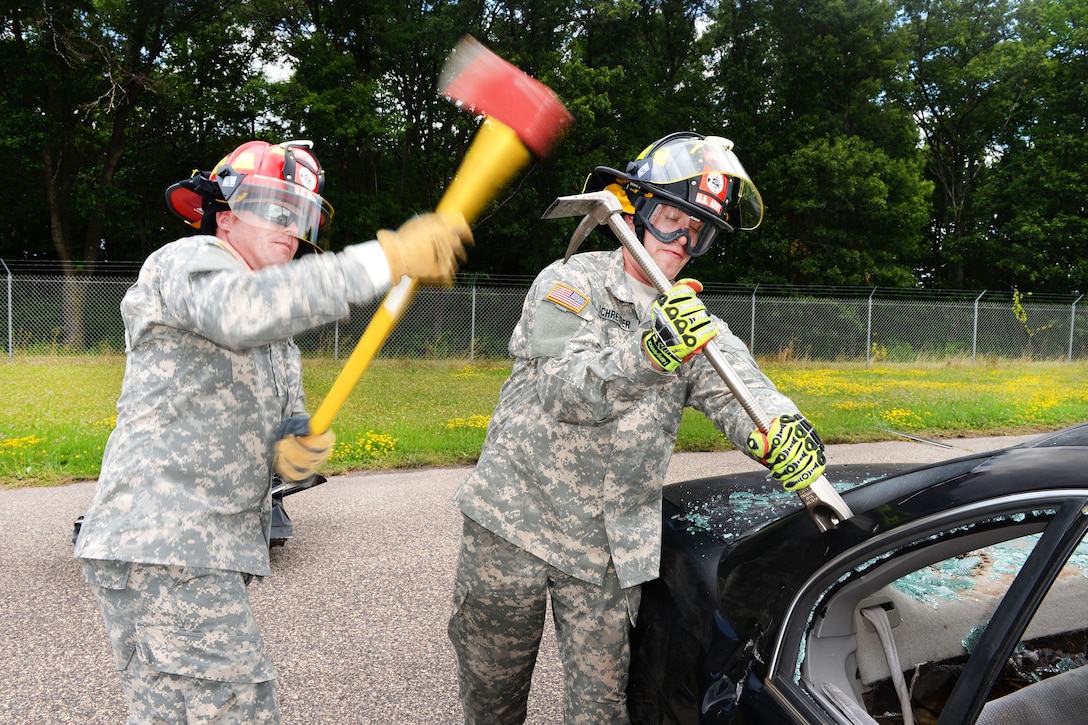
left=309, top=119, right=532, bottom=434
left=308, top=277, right=417, bottom=434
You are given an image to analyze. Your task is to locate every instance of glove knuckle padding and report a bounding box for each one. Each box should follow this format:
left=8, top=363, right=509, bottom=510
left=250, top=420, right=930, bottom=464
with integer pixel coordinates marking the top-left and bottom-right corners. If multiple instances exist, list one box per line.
left=652, top=311, right=683, bottom=347
left=749, top=414, right=827, bottom=491
left=644, top=279, right=719, bottom=372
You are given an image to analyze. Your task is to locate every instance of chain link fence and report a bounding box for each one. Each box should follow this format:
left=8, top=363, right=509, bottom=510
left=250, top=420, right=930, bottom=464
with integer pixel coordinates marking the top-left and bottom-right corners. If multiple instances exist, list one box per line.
left=2, top=261, right=1086, bottom=363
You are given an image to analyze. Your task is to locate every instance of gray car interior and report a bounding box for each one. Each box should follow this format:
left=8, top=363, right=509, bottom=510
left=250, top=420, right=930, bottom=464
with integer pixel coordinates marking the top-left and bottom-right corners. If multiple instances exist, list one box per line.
left=799, top=517, right=1088, bottom=724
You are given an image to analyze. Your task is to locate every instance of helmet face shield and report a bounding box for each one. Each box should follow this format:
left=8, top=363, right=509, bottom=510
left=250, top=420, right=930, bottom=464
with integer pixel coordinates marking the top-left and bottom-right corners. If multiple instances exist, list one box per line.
left=730, top=172, right=764, bottom=232
left=219, top=172, right=332, bottom=248
left=629, top=133, right=764, bottom=232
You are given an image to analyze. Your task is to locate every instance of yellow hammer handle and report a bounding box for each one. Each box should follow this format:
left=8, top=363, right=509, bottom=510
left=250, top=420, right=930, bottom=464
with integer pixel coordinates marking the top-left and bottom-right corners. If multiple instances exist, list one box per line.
left=308, top=119, right=532, bottom=434
left=434, top=118, right=533, bottom=220
left=308, top=277, right=417, bottom=434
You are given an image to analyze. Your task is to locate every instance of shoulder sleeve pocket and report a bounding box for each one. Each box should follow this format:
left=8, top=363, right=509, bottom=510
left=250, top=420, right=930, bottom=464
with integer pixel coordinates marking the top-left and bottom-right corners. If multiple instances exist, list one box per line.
left=530, top=301, right=590, bottom=358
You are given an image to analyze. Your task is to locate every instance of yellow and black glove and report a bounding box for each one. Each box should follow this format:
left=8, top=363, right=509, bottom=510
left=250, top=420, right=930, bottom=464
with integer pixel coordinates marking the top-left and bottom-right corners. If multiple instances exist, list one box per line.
left=642, top=278, right=719, bottom=372
left=376, top=212, right=473, bottom=285
left=747, top=414, right=827, bottom=491
left=273, top=415, right=335, bottom=482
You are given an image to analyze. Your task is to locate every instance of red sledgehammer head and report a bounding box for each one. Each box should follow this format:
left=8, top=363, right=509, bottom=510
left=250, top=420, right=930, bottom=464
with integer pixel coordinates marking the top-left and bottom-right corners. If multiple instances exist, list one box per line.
left=439, top=35, right=574, bottom=158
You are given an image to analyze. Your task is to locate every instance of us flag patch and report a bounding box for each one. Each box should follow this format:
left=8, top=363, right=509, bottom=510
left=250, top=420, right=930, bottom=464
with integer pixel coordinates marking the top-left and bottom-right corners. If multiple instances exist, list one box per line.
left=545, top=282, right=589, bottom=313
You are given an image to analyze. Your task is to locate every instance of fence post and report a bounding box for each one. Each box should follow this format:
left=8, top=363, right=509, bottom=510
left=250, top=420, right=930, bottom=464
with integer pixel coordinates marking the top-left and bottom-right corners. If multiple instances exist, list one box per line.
left=333, top=319, right=340, bottom=361
left=470, top=281, right=477, bottom=365
left=1, top=259, right=10, bottom=361
left=749, top=284, right=758, bottom=353
left=972, top=291, right=986, bottom=364
left=866, top=287, right=877, bottom=365
left=1070, top=294, right=1083, bottom=362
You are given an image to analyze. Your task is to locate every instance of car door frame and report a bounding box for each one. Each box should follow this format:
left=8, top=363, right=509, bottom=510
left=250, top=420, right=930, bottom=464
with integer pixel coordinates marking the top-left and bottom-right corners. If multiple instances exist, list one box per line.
left=760, top=489, right=1088, bottom=724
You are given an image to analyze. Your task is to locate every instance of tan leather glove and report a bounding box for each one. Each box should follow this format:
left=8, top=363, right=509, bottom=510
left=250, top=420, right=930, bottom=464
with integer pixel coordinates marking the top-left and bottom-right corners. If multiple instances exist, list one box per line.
left=274, top=416, right=336, bottom=482
left=376, top=212, right=473, bottom=285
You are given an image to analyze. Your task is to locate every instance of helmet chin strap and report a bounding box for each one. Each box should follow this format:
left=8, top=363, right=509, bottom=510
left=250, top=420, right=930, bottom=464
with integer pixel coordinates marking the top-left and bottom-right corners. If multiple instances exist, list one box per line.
left=632, top=209, right=648, bottom=248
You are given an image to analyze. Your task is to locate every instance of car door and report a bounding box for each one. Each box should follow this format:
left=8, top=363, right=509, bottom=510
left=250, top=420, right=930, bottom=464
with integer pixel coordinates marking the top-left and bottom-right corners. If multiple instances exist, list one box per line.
left=759, top=488, right=1088, bottom=724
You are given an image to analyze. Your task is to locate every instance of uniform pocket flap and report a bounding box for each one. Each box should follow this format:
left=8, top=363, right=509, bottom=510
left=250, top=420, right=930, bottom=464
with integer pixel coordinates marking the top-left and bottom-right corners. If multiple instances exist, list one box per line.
left=135, top=624, right=276, bottom=683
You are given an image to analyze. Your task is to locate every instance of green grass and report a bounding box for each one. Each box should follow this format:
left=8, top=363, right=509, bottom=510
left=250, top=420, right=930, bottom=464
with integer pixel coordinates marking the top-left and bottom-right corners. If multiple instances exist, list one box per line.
left=3, top=356, right=1088, bottom=487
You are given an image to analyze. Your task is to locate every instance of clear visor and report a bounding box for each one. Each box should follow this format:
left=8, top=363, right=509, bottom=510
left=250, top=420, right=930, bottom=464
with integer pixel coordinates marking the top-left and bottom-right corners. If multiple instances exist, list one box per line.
left=637, top=198, right=719, bottom=257
left=224, top=175, right=333, bottom=249
left=635, top=135, right=764, bottom=230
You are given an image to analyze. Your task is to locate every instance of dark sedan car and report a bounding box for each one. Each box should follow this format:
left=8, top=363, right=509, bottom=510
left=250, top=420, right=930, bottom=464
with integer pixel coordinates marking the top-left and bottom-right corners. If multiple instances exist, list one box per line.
left=630, top=423, right=1088, bottom=725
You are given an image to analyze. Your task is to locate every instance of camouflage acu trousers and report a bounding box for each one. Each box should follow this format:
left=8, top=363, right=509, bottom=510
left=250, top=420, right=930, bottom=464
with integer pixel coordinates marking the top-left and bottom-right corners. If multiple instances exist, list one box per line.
left=448, top=516, right=640, bottom=724
left=82, top=559, right=278, bottom=724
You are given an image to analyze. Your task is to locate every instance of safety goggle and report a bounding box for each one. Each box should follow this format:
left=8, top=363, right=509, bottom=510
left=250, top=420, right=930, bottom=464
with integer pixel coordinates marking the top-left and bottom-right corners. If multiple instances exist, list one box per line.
left=226, top=179, right=331, bottom=248
left=635, top=197, right=721, bottom=257
left=240, top=201, right=301, bottom=228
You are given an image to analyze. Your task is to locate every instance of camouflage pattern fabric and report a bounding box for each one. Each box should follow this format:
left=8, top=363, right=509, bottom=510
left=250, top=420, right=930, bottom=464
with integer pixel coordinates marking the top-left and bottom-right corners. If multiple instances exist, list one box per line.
left=83, top=560, right=278, bottom=724
left=73, top=234, right=391, bottom=722
left=449, top=516, right=637, bottom=724
left=454, top=248, right=801, bottom=590
left=74, top=235, right=388, bottom=576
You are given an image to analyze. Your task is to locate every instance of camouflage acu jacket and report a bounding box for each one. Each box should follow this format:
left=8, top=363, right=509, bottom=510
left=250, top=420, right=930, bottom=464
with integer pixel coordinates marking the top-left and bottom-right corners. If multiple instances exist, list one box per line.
left=454, top=248, right=800, bottom=589
left=74, top=235, right=389, bottom=576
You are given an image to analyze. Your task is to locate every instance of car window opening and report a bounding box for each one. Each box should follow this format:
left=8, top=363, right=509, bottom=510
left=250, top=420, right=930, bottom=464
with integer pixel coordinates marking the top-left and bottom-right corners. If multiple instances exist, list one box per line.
left=798, top=515, right=1088, bottom=724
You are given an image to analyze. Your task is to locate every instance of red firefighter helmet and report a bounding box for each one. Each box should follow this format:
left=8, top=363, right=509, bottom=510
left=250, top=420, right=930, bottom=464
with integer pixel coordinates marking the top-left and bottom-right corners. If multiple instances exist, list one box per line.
left=165, top=140, right=334, bottom=252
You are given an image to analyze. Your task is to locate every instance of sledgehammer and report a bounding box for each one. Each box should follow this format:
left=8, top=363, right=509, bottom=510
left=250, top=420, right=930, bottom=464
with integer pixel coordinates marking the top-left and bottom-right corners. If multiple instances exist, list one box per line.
left=308, top=36, right=573, bottom=435
left=542, top=190, right=855, bottom=532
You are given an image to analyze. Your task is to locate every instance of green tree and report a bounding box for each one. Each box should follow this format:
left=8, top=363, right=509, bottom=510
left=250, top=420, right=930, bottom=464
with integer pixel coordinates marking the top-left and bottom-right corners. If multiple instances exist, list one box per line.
left=695, top=0, right=929, bottom=287
left=893, top=0, right=1042, bottom=288
left=0, top=1, right=279, bottom=347
left=0, top=0, right=1080, bottom=297
left=0, top=1, right=242, bottom=269
left=757, top=136, right=932, bottom=286
left=976, top=0, right=1088, bottom=292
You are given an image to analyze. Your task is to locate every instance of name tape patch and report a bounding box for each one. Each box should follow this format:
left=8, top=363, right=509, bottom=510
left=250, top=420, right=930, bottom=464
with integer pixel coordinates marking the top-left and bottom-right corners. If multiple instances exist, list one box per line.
left=598, top=307, right=632, bottom=329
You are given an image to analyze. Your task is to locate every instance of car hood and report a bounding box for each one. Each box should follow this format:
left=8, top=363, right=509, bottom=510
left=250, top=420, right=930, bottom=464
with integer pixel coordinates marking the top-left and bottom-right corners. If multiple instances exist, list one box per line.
left=663, top=422, right=1088, bottom=547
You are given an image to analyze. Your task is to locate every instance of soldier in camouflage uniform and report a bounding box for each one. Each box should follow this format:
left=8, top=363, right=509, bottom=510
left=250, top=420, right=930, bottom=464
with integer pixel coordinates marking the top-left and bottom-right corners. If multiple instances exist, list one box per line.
left=448, top=132, right=827, bottom=724
left=74, top=139, right=471, bottom=723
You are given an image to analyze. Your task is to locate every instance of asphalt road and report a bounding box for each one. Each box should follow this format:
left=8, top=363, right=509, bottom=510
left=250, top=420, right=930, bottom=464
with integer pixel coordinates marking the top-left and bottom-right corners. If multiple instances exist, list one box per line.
left=0, top=433, right=1038, bottom=724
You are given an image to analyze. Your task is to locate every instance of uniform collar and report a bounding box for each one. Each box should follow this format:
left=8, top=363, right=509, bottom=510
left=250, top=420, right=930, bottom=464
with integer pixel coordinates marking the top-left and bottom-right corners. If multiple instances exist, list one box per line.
left=605, top=247, right=659, bottom=317
left=214, top=238, right=253, bottom=271
left=604, top=248, right=636, bottom=304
